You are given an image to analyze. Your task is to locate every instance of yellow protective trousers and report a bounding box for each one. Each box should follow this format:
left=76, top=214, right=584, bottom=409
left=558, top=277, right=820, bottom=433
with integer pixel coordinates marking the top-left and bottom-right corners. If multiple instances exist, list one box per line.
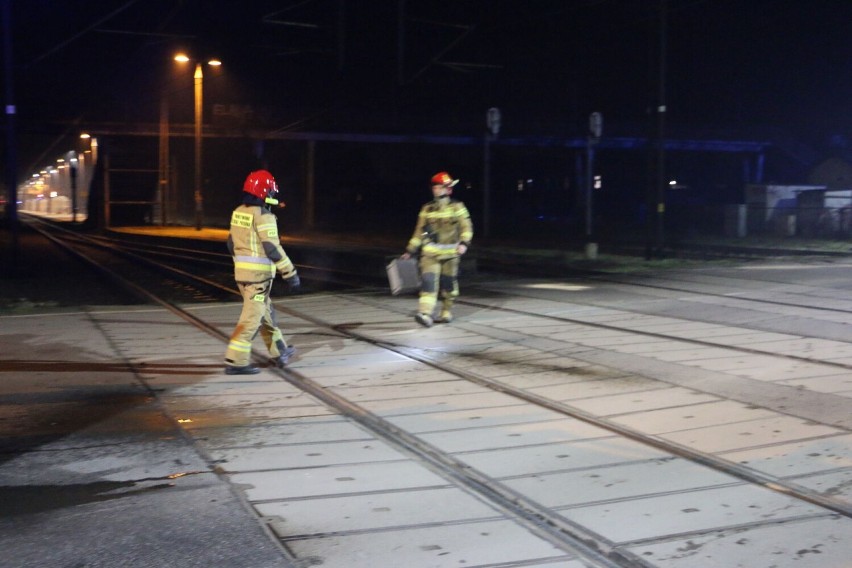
left=224, top=280, right=288, bottom=367
left=418, top=255, right=460, bottom=316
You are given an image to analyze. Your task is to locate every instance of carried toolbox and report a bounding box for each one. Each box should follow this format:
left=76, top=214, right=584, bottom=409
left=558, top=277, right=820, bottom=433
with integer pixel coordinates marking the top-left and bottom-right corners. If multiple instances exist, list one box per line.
left=386, top=257, right=421, bottom=295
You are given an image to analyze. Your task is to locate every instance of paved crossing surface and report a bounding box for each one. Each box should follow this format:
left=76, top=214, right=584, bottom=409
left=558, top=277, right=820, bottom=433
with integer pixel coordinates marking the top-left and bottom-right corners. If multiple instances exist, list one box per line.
left=2, top=259, right=851, bottom=567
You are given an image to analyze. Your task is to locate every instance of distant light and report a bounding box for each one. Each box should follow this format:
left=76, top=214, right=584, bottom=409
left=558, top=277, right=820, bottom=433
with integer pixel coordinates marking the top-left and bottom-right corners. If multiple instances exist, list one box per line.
left=80, top=133, right=91, bottom=139
left=594, top=175, right=602, bottom=189
left=31, top=173, right=39, bottom=178
left=669, top=180, right=677, bottom=186
left=208, top=58, right=222, bottom=66
left=56, top=158, right=65, bottom=163
left=49, top=191, right=58, bottom=198
left=174, top=53, right=190, bottom=63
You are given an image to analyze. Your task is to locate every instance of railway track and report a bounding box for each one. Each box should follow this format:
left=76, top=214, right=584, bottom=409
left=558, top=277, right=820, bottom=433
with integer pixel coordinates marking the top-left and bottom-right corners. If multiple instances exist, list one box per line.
left=18, top=217, right=852, bottom=567
left=22, top=216, right=373, bottom=301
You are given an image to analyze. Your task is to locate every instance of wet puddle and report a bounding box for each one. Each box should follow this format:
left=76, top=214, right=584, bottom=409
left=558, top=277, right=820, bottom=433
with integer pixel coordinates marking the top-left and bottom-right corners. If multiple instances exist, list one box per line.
left=1, top=471, right=204, bottom=516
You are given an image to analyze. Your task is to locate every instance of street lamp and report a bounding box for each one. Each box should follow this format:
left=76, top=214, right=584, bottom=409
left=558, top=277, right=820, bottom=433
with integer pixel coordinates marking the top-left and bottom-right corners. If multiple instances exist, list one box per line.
left=174, top=53, right=221, bottom=230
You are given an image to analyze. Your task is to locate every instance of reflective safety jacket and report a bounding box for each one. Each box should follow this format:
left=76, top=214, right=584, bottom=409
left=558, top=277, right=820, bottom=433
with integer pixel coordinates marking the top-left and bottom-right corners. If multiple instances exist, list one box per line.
left=406, top=198, right=473, bottom=259
left=227, top=204, right=296, bottom=283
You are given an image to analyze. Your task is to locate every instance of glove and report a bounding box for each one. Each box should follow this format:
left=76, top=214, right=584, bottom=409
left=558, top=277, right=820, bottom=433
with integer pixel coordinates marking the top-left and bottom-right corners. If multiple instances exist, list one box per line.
left=283, top=273, right=301, bottom=291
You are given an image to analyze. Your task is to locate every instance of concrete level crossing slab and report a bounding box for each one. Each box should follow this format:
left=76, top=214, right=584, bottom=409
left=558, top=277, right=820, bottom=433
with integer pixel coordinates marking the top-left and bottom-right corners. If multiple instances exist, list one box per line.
left=778, top=373, right=852, bottom=393
left=625, top=515, right=852, bottom=568
left=332, top=378, right=494, bottom=402
left=566, top=483, right=831, bottom=544
left=306, top=367, right=452, bottom=387
left=191, top=417, right=373, bottom=449
left=608, top=400, right=778, bottom=432
left=794, top=469, right=852, bottom=501
left=163, top=391, right=326, bottom=411
left=361, top=391, right=525, bottom=416
left=718, top=434, right=852, bottom=477
left=256, top=486, right=503, bottom=535
left=230, top=461, right=452, bottom=501
left=387, top=405, right=565, bottom=433
left=5, top=264, right=852, bottom=568
left=281, top=519, right=573, bottom=568
left=458, top=437, right=671, bottom=477
left=413, top=417, right=613, bottom=453
left=659, top=416, right=844, bottom=453
left=165, top=380, right=315, bottom=397
left=213, top=439, right=411, bottom=472
left=527, top=375, right=670, bottom=400
left=503, top=458, right=739, bottom=507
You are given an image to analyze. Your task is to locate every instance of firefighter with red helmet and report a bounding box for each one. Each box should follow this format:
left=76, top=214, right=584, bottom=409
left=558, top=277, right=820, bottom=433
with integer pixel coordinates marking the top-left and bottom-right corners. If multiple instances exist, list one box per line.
left=402, top=171, right=473, bottom=327
left=224, top=169, right=300, bottom=375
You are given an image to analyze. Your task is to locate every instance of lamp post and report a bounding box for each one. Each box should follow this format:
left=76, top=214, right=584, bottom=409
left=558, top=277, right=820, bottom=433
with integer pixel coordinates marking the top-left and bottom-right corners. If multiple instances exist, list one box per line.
left=66, top=150, right=78, bottom=222
left=48, top=167, right=58, bottom=214
left=80, top=132, right=98, bottom=164
left=78, top=133, right=97, bottom=224
left=174, top=53, right=221, bottom=230
left=52, top=160, right=64, bottom=215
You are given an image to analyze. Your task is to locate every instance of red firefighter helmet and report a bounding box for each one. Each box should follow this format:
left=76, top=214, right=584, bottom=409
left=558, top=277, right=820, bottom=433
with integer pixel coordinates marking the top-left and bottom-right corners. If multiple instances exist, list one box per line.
left=431, top=171, right=459, bottom=188
left=243, top=170, right=279, bottom=200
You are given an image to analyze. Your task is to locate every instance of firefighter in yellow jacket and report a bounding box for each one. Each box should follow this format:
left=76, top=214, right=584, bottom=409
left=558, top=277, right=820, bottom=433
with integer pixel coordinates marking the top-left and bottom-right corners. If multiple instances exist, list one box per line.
left=402, top=171, right=473, bottom=327
left=224, top=170, right=300, bottom=375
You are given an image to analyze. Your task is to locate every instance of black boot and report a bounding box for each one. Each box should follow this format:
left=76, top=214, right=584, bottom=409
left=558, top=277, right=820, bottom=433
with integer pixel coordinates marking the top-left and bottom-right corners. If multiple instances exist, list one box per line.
left=225, top=364, right=260, bottom=375
left=271, top=345, right=297, bottom=368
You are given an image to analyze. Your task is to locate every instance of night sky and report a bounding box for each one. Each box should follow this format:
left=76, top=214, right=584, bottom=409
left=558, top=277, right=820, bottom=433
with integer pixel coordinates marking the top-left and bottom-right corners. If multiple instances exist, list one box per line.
left=4, top=0, right=852, bottom=218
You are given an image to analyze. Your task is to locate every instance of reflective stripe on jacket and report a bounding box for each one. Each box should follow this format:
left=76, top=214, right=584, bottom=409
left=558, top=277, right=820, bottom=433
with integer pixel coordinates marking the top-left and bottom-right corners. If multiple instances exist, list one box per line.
left=406, top=199, right=473, bottom=257
left=228, top=204, right=296, bottom=282
left=421, top=242, right=461, bottom=259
